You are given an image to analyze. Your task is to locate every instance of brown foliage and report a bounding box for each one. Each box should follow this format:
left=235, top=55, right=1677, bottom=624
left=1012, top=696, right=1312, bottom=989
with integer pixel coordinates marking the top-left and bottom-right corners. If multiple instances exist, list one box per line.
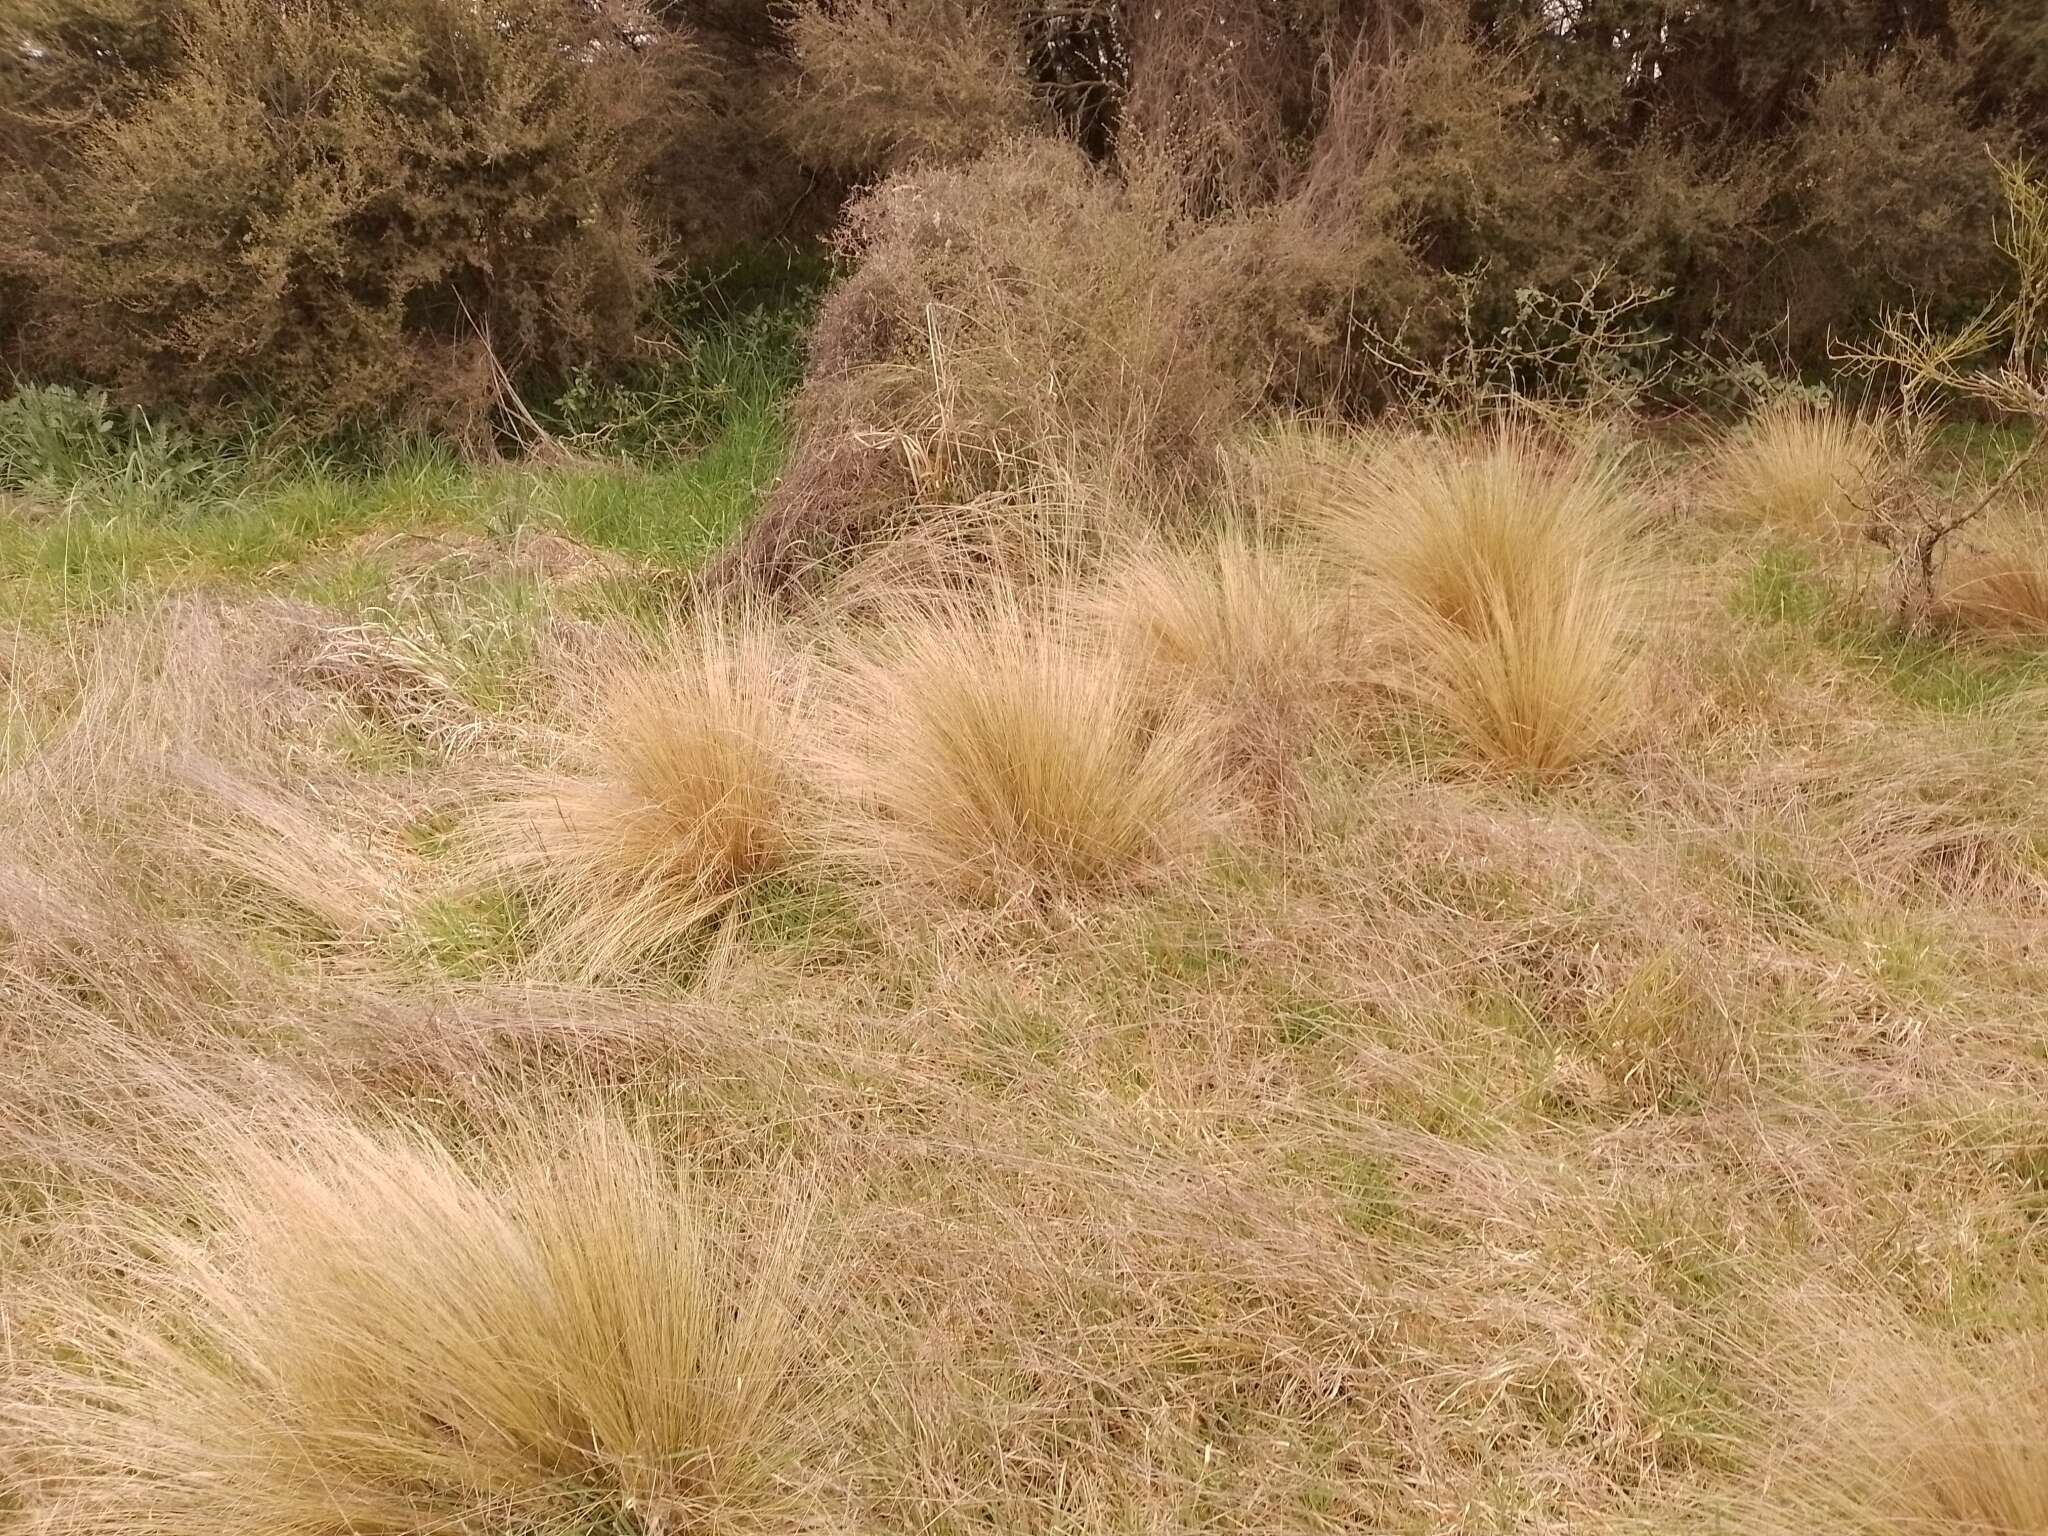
left=3, top=0, right=691, bottom=437
left=779, top=0, right=1049, bottom=175
left=731, top=141, right=1247, bottom=587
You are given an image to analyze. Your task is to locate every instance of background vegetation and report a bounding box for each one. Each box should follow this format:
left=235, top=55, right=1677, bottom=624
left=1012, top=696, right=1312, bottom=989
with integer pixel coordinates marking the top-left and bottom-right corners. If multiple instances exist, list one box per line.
left=4, top=0, right=2043, bottom=444
left=6, top=6, right=2048, bottom=1536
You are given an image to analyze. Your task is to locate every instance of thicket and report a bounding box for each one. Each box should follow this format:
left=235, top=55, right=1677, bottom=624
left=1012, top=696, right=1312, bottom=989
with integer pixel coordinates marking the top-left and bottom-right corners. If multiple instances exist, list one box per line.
left=2, top=0, right=2043, bottom=449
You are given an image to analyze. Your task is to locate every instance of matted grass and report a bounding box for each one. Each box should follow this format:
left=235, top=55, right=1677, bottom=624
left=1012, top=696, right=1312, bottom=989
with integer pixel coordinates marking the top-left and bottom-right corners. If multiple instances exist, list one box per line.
left=4, top=414, right=2047, bottom=1536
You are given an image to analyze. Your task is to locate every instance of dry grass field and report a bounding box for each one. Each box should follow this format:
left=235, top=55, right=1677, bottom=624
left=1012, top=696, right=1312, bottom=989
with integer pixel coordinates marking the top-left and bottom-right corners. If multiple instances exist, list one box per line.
left=3, top=400, right=2047, bottom=1535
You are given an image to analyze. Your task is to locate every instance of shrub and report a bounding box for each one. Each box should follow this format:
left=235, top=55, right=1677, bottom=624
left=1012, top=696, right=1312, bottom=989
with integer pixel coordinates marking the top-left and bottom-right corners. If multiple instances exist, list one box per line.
left=1708, top=401, right=1883, bottom=533
left=1313, top=427, right=1650, bottom=776
left=474, top=616, right=811, bottom=977
left=1776, top=40, right=2013, bottom=353
left=0, top=1, right=176, bottom=191
left=821, top=594, right=1220, bottom=905
left=7, top=1110, right=821, bottom=1536
left=1115, top=0, right=1337, bottom=212
left=733, top=140, right=1247, bottom=586
left=780, top=0, right=1048, bottom=175
left=6, top=0, right=689, bottom=438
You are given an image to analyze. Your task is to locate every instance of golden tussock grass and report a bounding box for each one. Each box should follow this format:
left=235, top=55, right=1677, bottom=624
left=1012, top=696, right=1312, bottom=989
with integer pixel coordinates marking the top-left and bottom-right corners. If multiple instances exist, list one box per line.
left=1943, top=553, right=2048, bottom=636
left=1709, top=400, right=1882, bottom=532
left=819, top=593, right=1221, bottom=905
left=5, top=1108, right=821, bottom=1536
left=472, top=615, right=812, bottom=978
left=1312, top=425, right=1652, bottom=776
left=9, top=417, right=2048, bottom=1536
left=1939, top=497, right=2048, bottom=637
left=1087, top=530, right=1347, bottom=819
left=1090, top=531, right=1340, bottom=700
left=1725, top=1326, right=2048, bottom=1536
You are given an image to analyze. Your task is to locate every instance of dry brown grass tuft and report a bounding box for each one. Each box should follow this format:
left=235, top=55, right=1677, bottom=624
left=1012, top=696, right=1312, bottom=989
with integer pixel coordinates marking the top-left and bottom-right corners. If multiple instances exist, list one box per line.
left=1944, top=553, right=2048, bottom=636
left=1939, top=497, right=2048, bottom=637
left=1709, top=400, right=1882, bottom=531
left=1728, top=1327, right=2048, bottom=1536
left=6, top=1108, right=822, bottom=1536
left=473, top=615, right=812, bottom=978
left=299, top=617, right=481, bottom=753
left=1312, top=426, right=1651, bottom=777
left=820, top=594, right=1220, bottom=906
left=1089, top=530, right=1348, bottom=820
left=1092, top=531, right=1336, bottom=695
left=1841, top=1335, right=2048, bottom=1536
left=0, top=601, right=415, bottom=954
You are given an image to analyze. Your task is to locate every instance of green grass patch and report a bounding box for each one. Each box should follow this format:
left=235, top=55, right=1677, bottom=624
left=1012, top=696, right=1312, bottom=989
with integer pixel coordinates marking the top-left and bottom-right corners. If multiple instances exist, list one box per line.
left=1737, top=545, right=2048, bottom=711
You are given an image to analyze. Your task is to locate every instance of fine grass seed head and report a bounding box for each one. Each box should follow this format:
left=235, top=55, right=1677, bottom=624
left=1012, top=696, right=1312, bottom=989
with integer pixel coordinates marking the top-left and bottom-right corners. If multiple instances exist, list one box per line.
left=1709, top=399, right=1881, bottom=532
left=9, top=1110, right=820, bottom=1536
left=1314, top=426, right=1650, bottom=777
left=823, top=595, right=1220, bottom=907
left=475, top=615, right=811, bottom=978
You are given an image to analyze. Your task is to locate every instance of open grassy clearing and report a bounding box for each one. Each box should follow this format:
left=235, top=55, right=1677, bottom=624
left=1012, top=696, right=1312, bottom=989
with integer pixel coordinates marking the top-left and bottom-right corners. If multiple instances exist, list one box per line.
left=4, top=402, right=2048, bottom=1536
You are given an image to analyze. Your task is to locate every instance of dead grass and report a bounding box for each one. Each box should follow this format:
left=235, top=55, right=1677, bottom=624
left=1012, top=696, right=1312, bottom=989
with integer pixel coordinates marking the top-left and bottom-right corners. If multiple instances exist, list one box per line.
left=472, top=615, right=812, bottom=978
left=1721, top=1324, right=2048, bottom=1536
left=1938, top=494, right=2048, bottom=637
left=1310, top=425, right=1652, bottom=776
left=5, top=1107, right=822, bottom=1536
left=6, top=418, right=2048, bottom=1536
left=1088, top=530, right=1348, bottom=820
left=1709, top=400, right=1882, bottom=532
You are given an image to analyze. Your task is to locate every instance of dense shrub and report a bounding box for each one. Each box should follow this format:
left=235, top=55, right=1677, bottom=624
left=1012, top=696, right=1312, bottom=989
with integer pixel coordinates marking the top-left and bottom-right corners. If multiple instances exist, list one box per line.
left=742, top=13, right=1621, bottom=582
left=728, top=141, right=1248, bottom=585
left=1776, top=41, right=2014, bottom=351
left=780, top=0, right=1049, bottom=174
left=643, top=5, right=845, bottom=261
left=6, top=0, right=2046, bottom=447
left=774, top=0, right=2030, bottom=372
left=3, top=0, right=691, bottom=438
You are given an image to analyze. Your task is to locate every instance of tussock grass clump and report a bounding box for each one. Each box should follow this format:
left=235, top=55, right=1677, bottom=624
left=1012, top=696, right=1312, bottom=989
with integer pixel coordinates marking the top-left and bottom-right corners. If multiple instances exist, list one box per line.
left=1735, top=1330, right=2048, bottom=1536
left=1095, top=532, right=1336, bottom=696
left=1314, top=427, right=1650, bottom=776
left=474, top=617, right=811, bottom=977
left=1939, top=498, right=2048, bottom=638
left=1091, top=531, right=1346, bottom=818
left=1944, top=552, right=2048, bottom=636
left=1709, top=400, right=1882, bottom=531
left=823, top=597, right=1219, bottom=905
left=1854, top=1337, right=2048, bottom=1536
left=7, top=1110, right=820, bottom=1536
